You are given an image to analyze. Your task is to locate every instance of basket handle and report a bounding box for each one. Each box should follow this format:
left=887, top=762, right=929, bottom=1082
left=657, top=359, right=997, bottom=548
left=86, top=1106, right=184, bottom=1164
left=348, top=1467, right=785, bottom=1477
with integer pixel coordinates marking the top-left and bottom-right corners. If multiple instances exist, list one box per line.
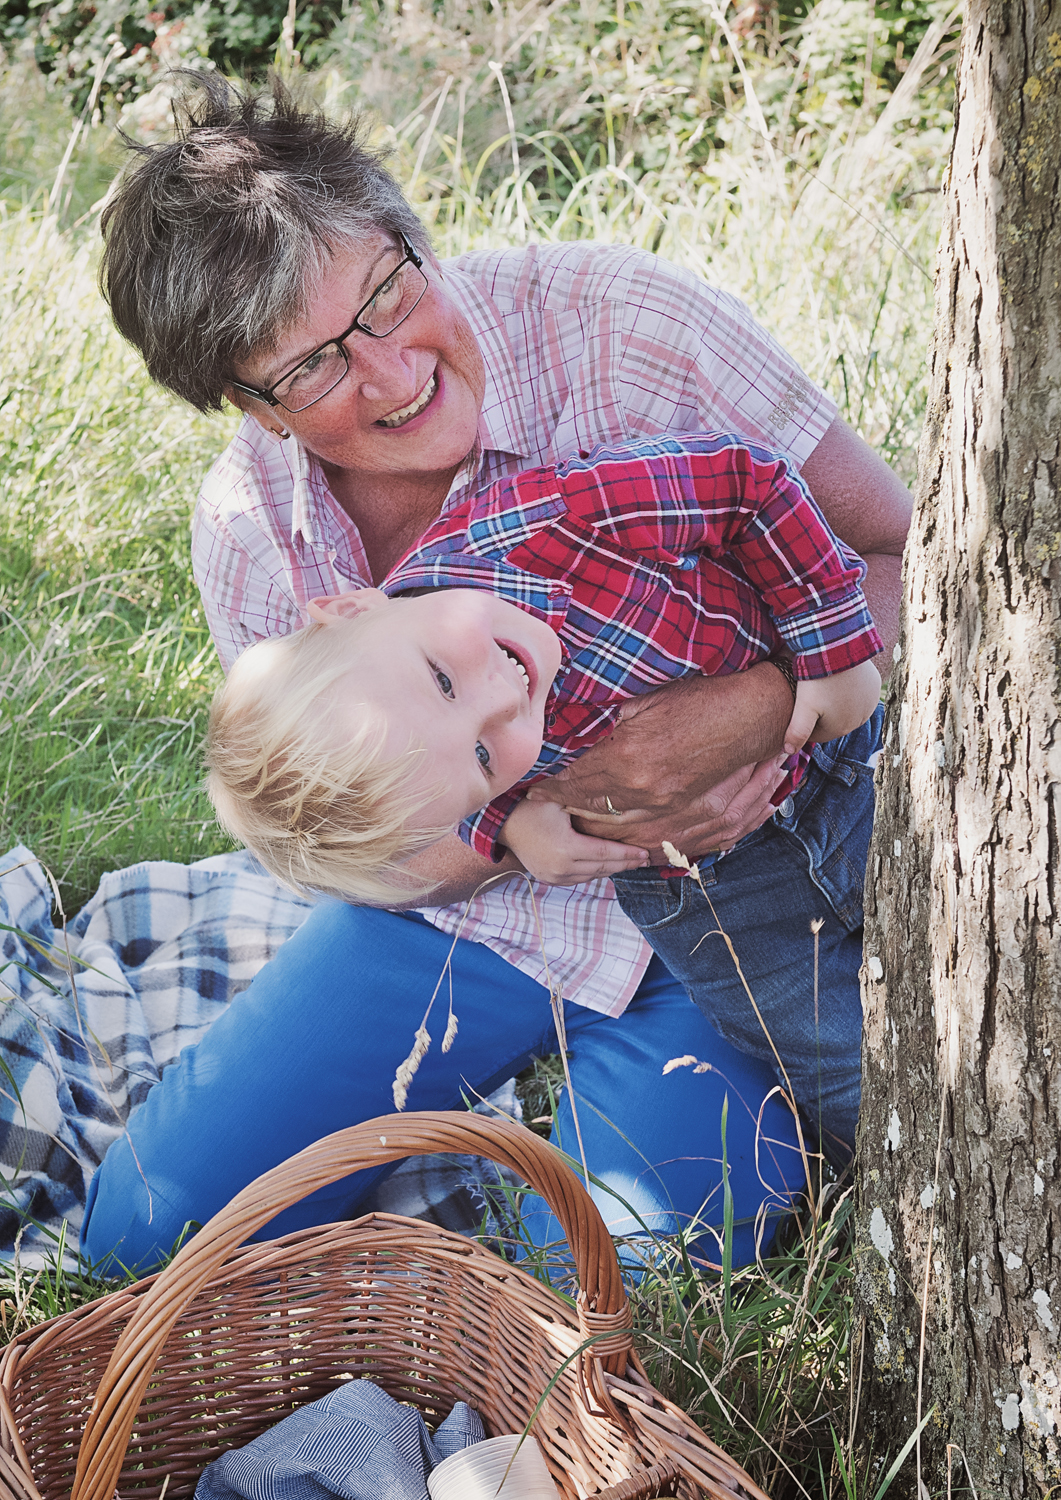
left=72, top=1111, right=633, bottom=1500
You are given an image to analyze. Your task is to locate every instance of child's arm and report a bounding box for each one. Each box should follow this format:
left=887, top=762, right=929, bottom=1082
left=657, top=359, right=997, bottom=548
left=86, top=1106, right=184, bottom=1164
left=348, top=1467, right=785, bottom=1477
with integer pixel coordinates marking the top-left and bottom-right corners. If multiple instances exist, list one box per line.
left=543, top=435, right=884, bottom=678
left=783, top=659, right=882, bottom=754
left=499, top=798, right=649, bottom=887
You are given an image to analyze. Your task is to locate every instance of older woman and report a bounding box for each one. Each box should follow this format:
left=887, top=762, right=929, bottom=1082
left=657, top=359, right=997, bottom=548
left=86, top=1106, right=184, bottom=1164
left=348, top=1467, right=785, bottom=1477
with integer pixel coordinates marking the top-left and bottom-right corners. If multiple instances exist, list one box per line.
left=81, top=79, right=910, bottom=1272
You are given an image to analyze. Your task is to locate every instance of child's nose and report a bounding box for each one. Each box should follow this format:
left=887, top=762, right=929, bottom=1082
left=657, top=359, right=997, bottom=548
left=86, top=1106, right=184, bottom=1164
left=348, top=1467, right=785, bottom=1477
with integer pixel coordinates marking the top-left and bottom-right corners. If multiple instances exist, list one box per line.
left=485, top=669, right=523, bottom=719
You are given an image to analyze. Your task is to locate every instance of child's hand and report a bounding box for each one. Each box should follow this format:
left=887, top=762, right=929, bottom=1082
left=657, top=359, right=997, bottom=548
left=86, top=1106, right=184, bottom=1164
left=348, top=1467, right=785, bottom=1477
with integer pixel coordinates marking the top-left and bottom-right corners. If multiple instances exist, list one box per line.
left=784, top=659, right=882, bottom=754
left=500, top=798, right=649, bottom=886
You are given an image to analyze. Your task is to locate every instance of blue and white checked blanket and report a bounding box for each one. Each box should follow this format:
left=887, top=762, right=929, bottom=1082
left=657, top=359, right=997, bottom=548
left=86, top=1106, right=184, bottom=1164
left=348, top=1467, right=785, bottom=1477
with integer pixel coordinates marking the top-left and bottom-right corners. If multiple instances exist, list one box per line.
left=195, top=1379, right=485, bottom=1500
left=0, top=845, right=521, bottom=1270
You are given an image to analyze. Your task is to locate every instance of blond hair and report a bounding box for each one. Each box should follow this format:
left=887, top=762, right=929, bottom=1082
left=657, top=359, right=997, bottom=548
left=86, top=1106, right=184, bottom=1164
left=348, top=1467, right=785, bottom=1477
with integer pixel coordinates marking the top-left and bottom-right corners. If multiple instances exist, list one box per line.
left=206, top=618, right=450, bottom=905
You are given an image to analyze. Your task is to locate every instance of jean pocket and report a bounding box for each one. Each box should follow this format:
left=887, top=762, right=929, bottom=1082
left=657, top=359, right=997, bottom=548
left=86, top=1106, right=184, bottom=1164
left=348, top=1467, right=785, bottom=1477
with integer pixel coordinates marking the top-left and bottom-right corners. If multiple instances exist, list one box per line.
left=611, top=868, right=696, bottom=933
left=778, top=707, right=882, bottom=932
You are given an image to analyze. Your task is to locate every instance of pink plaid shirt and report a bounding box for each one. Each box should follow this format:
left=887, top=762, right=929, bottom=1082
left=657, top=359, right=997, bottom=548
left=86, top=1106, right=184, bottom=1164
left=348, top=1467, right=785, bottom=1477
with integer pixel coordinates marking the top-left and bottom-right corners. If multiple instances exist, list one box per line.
left=192, top=242, right=837, bottom=1017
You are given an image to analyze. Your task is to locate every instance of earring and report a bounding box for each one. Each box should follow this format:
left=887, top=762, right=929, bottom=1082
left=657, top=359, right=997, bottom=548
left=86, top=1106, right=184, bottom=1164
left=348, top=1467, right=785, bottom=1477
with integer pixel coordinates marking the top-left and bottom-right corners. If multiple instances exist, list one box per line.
left=273, top=427, right=290, bottom=440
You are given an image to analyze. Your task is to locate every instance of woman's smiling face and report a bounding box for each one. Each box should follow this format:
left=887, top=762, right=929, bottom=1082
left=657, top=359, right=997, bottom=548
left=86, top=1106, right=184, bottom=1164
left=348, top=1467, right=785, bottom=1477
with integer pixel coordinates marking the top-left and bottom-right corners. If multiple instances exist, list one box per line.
left=231, top=231, right=486, bottom=486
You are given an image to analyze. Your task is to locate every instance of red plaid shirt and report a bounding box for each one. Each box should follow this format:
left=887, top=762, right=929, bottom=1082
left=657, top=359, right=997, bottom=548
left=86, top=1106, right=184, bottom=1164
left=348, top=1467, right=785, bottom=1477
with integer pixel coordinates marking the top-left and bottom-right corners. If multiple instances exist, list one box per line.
left=387, top=432, right=881, bottom=860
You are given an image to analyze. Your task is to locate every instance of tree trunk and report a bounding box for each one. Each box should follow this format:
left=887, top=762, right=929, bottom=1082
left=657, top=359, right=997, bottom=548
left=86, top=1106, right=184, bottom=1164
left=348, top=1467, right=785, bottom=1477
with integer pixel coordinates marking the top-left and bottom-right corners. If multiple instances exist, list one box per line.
left=856, top=1, right=1061, bottom=1494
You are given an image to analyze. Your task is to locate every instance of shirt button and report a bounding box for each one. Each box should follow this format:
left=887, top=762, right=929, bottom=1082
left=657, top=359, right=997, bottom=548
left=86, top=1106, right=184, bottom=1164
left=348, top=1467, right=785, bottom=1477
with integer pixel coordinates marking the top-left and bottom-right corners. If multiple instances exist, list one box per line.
left=547, top=714, right=557, bottom=728
left=777, top=796, right=794, bottom=819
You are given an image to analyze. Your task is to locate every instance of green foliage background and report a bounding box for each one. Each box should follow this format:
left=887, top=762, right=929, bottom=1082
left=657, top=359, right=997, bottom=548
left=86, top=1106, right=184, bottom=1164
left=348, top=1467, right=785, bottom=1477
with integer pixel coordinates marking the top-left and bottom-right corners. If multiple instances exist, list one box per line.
left=1, top=0, right=956, bottom=170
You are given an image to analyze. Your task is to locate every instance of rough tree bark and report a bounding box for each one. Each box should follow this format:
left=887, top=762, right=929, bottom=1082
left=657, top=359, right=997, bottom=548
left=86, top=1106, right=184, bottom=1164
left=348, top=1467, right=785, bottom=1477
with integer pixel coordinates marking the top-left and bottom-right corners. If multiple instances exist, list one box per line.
left=856, top=1, right=1061, bottom=1495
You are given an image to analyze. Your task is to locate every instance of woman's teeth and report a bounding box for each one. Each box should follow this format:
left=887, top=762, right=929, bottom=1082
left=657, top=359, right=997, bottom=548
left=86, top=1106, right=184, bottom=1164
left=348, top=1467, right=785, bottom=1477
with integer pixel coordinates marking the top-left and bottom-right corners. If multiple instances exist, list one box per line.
left=502, top=648, right=531, bottom=693
left=378, top=373, right=437, bottom=427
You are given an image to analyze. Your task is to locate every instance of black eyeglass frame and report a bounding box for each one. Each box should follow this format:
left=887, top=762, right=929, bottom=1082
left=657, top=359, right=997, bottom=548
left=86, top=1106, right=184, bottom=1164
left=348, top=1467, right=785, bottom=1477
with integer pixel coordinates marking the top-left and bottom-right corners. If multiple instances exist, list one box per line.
left=229, top=235, right=428, bottom=413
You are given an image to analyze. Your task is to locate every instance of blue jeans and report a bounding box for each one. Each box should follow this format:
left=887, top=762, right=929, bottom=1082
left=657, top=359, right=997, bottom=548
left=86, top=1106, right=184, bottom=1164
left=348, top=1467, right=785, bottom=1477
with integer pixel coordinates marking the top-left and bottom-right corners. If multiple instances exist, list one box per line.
left=81, top=918, right=804, bottom=1277
left=612, top=709, right=883, bottom=1166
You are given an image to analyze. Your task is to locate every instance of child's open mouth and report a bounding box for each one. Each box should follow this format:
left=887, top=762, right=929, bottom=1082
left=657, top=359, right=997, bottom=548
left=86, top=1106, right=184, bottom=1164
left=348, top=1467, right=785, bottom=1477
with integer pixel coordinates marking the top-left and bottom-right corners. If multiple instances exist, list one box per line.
left=499, top=646, right=532, bottom=695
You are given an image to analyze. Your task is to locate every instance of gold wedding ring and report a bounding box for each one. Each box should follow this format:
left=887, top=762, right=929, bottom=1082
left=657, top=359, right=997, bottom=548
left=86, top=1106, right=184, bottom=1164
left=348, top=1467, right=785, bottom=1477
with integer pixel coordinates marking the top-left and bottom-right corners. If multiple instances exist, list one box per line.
left=604, top=796, right=623, bottom=816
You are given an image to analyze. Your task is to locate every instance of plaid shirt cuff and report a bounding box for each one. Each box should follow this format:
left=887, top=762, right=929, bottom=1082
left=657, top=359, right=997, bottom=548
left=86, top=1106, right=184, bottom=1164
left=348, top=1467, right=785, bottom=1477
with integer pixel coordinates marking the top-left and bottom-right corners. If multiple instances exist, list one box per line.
left=777, top=590, right=883, bottom=678
left=458, top=792, right=523, bottom=863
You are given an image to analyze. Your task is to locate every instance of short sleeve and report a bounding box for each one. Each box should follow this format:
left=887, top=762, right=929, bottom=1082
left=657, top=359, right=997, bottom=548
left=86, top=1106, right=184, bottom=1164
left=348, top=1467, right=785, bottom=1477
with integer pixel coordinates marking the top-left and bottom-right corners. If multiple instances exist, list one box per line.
left=615, top=252, right=837, bottom=467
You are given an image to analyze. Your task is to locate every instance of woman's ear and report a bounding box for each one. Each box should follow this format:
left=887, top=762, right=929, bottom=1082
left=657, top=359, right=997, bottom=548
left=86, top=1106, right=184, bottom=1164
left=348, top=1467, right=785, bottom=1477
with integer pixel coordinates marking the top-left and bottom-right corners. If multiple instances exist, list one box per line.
left=222, top=385, right=289, bottom=440
left=306, top=590, right=389, bottom=625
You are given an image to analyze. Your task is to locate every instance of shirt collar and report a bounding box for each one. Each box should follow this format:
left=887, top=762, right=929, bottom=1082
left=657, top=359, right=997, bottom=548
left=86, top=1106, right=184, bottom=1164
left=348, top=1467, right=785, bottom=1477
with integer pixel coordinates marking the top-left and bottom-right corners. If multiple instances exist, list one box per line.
left=385, top=551, right=572, bottom=637
left=227, top=415, right=326, bottom=555
left=289, top=431, right=330, bottom=551
left=442, top=264, right=532, bottom=465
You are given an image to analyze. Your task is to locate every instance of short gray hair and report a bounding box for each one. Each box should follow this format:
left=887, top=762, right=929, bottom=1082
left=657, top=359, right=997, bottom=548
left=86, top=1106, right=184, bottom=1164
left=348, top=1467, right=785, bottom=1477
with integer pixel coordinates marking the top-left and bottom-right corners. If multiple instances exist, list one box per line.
left=100, top=75, right=431, bottom=412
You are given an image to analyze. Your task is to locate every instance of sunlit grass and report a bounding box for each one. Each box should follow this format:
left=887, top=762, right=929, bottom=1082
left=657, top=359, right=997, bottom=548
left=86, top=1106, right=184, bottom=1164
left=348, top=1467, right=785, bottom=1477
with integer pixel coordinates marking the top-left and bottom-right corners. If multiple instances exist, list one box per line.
left=0, top=202, right=237, bottom=907
left=389, top=107, right=944, bottom=485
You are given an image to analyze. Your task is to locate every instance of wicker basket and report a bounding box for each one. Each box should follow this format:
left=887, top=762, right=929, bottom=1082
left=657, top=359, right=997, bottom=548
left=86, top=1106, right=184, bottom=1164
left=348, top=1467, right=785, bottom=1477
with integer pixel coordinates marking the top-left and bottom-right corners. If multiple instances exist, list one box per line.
left=0, top=1113, right=767, bottom=1500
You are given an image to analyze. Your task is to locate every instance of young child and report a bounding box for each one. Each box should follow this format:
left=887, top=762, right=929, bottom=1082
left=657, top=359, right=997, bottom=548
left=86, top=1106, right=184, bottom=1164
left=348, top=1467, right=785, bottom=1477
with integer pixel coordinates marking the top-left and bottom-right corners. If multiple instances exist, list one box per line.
left=208, top=432, right=882, bottom=1153
left=208, top=429, right=880, bottom=896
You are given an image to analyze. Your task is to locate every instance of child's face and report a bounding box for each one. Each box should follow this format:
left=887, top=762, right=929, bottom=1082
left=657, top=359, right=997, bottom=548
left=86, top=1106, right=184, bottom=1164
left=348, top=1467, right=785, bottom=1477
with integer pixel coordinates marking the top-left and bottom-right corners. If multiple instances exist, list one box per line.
left=318, top=589, right=563, bottom=829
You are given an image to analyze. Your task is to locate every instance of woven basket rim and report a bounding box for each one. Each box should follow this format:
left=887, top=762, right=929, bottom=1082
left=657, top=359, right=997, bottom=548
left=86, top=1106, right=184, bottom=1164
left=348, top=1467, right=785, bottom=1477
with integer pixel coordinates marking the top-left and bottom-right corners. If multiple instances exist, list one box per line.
left=0, top=1114, right=770, bottom=1500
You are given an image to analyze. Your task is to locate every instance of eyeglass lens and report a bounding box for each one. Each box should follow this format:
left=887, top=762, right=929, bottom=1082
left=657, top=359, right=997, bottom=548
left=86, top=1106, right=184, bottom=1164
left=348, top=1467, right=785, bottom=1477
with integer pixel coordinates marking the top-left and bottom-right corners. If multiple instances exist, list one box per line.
left=272, top=256, right=428, bottom=412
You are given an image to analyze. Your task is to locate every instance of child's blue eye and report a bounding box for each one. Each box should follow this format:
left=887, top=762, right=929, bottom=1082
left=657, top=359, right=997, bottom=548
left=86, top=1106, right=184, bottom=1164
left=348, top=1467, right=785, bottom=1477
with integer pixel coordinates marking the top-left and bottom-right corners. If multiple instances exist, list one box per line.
left=433, top=665, right=453, bottom=697
left=475, top=742, right=490, bottom=769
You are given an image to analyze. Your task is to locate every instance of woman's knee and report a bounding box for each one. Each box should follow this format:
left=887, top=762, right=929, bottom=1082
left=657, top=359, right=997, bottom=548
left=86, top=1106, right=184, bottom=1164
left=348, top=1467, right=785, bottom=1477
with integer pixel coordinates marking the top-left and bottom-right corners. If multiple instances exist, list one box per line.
left=83, top=903, right=554, bottom=1270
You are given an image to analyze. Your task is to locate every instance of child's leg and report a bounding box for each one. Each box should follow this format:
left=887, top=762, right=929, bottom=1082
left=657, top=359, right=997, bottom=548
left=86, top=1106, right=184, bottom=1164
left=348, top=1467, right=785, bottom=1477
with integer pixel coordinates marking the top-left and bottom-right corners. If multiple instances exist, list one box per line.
left=612, top=711, right=882, bottom=1165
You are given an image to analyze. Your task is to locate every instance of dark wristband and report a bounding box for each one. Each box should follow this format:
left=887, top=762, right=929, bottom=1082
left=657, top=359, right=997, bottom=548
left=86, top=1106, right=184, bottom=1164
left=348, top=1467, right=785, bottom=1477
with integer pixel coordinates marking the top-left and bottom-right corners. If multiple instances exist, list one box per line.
left=766, top=655, right=798, bottom=704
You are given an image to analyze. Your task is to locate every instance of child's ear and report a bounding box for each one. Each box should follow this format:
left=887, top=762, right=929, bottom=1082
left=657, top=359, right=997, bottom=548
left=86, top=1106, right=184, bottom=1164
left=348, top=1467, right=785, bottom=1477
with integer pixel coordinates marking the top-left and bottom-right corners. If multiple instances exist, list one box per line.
left=306, top=590, right=389, bottom=625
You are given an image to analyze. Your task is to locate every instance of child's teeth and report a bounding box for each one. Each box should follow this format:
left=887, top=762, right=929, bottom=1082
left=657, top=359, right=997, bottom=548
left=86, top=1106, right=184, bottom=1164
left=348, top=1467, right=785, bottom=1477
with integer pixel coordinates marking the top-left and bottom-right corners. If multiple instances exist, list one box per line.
left=503, top=649, right=530, bottom=691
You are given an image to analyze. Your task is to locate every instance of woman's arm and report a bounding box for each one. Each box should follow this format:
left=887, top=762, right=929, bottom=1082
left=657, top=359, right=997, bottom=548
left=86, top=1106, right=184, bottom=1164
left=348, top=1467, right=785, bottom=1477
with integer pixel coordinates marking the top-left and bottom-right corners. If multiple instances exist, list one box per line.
left=525, top=664, right=794, bottom=859
left=799, top=416, right=913, bottom=564
left=801, top=416, right=911, bottom=670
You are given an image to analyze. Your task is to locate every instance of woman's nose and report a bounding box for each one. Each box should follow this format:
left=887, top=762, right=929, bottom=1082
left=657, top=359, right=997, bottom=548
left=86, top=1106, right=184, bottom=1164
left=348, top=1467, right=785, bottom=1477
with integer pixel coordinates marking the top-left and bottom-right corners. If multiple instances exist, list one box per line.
left=350, top=336, right=419, bottom=403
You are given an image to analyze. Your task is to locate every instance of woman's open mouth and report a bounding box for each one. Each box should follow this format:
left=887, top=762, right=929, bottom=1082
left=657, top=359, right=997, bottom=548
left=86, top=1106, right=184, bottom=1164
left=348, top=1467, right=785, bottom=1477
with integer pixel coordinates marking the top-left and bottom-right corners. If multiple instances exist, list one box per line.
left=377, top=372, right=438, bottom=428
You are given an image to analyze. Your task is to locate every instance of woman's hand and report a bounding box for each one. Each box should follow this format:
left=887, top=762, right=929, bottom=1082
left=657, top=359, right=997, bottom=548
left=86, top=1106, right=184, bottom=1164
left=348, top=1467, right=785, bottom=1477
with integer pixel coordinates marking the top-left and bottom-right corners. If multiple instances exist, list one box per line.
left=549, top=756, right=792, bottom=859
left=525, top=662, right=794, bottom=859
left=500, top=798, right=649, bottom=886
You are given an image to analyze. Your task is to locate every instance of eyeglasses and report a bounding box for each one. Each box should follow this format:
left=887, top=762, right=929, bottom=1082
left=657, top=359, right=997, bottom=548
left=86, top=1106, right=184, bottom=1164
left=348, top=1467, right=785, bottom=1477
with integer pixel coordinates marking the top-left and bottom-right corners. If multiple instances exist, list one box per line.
left=230, top=236, right=429, bottom=414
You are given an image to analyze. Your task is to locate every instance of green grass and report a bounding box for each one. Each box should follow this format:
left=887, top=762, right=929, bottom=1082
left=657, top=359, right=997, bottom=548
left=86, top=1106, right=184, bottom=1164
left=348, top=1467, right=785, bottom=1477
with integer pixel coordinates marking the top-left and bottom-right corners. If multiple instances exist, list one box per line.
left=0, top=173, right=239, bottom=908
left=630, top=1186, right=857, bottom=1496
left=0, top=5, right=953, bottom=1492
